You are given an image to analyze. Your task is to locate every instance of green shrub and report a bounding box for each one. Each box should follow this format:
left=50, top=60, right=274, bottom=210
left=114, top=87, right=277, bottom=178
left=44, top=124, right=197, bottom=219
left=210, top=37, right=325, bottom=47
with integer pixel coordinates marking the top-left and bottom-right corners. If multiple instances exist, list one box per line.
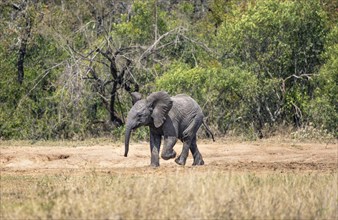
left=156, top=62, right=258, bottom=135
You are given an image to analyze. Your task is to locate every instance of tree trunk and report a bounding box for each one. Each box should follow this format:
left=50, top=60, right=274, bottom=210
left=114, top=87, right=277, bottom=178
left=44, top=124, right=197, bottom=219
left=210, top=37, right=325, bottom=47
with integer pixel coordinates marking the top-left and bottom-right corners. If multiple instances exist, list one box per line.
left=110, top=81, right=123, bottom=127
left=17, top=12, right=32, bottom=84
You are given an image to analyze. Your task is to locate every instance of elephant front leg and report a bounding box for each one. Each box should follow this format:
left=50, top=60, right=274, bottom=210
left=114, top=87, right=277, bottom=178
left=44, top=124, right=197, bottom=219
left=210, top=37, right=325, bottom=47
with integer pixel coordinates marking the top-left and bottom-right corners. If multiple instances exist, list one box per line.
left=150, top=133, right=161, bottom=167
left=161, top=136, right=177, bottom=160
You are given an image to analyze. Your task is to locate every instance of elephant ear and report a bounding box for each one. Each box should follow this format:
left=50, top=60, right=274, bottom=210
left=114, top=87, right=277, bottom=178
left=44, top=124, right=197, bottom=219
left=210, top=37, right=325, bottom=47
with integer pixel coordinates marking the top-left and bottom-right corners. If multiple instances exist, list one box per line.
left=146, top=91, right=173, bottom=128
left=131, top=92, right=142, bottom=105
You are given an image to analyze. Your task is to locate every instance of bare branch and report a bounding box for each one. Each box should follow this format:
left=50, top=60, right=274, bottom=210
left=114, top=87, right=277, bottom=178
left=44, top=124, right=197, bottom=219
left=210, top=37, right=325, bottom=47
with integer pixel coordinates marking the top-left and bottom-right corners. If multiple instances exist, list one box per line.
left=284, top=73, right=313, bottom=82
left=179, top=33, right=214, bottom=54
left=138, top=27, right=184, bottom=63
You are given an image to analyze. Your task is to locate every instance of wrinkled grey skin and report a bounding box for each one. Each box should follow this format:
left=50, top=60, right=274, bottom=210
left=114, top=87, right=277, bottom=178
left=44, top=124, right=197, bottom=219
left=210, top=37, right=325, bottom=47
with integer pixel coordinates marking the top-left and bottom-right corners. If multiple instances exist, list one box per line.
left=124, top=91, right=214, bottom=167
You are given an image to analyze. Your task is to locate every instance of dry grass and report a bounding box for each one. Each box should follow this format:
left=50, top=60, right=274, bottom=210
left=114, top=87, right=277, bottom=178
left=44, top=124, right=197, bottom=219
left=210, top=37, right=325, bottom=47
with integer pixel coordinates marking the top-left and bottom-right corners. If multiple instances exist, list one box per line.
left=1, top=170, right=337, bottom=219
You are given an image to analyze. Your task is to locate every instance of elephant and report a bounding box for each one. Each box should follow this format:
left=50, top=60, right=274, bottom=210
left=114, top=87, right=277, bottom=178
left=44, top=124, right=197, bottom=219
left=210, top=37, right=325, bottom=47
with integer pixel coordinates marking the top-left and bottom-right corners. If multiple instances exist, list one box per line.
left=124, top=91, right=215, bottom=167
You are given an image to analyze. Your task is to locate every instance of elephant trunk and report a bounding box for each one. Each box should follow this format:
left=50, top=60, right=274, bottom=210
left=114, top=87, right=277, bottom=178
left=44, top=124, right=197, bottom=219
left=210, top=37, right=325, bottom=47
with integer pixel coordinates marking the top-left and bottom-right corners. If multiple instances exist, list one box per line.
left=124, top=124, right=133, bottom=157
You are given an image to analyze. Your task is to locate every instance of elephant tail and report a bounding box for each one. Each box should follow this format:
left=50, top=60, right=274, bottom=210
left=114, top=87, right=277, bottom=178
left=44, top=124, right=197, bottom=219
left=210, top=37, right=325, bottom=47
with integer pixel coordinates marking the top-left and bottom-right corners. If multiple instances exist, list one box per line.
left=202, top=120, right=215, bottom=142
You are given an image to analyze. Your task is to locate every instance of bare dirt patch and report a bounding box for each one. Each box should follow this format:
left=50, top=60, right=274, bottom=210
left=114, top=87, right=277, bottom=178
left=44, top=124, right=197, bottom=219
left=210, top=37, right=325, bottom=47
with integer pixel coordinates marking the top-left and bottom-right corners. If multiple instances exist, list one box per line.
left=0, top=138, right=337, bottom=175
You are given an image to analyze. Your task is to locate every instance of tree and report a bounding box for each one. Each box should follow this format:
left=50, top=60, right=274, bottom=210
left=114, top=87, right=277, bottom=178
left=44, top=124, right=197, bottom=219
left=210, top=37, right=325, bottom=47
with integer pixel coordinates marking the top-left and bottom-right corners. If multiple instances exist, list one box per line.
left=308, top=26, right=338, bottom=135
left=55, top=0, right=206, bottom=132
left=1, top=0, right=336, bottom=139
left=216, top=0, right=330, bottom=133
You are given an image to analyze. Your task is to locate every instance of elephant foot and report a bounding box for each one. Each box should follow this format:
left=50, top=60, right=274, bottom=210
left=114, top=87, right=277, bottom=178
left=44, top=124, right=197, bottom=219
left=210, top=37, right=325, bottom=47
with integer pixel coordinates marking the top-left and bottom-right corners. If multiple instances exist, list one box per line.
left=192, top=154, right=204, bottom=166
left=192, top=159, right=204, bottom=166
left=175, top=157, right=186, bottom=166
left=150, top=162, right=159, bottom=168
left=161, top=150, right=177, bottom=160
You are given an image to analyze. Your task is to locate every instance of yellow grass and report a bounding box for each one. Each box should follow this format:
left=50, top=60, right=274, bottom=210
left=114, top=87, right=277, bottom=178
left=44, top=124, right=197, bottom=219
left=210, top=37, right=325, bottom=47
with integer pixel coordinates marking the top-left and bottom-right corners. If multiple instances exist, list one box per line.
left=1, top=170, right=337, bottom=219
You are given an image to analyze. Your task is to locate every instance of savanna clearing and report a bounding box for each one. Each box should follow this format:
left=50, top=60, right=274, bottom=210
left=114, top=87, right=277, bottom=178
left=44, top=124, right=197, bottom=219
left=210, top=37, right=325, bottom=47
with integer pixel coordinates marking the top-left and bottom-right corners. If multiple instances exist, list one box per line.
left=1, top=138, right=337, bottom=219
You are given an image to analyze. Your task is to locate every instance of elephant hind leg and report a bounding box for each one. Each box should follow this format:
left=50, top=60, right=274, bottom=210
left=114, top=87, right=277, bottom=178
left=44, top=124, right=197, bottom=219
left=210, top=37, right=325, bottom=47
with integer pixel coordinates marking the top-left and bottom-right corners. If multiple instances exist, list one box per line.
left=175, top=139, right=190, bottom=166
left=175, top=137, right=204, bottom=166
left=176, top=116, right=203, bottom=166
left=190, top=136, right=204, bottom=166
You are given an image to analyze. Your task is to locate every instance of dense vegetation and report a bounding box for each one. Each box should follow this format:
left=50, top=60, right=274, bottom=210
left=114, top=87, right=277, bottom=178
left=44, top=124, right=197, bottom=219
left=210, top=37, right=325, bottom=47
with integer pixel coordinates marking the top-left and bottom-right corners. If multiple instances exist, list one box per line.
left=0, top=0, right=337, bottom=140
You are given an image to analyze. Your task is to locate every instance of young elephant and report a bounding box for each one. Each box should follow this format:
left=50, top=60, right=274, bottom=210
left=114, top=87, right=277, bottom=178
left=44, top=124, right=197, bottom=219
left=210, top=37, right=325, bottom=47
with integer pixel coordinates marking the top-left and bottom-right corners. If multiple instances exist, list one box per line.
left=124, top=91, right=214, bottom=167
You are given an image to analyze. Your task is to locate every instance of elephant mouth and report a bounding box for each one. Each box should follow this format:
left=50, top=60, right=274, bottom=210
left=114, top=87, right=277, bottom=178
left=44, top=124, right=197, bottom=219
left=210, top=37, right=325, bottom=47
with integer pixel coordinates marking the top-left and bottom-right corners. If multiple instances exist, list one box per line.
left=132, top=123, right=142, bottom=131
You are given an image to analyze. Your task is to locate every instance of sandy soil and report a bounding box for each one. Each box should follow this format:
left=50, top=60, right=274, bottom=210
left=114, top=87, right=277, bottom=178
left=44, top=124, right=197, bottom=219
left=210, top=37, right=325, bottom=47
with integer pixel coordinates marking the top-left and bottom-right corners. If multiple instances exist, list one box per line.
left=0, top=138, right=337, bottom=175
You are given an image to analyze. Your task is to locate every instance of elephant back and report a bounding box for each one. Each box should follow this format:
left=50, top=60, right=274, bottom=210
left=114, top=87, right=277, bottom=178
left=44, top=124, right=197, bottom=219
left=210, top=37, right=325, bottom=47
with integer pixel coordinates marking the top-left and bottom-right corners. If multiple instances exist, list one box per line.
left=171, top=94, right=202, bottom=111
left=169, top=94, right=204, bottom=138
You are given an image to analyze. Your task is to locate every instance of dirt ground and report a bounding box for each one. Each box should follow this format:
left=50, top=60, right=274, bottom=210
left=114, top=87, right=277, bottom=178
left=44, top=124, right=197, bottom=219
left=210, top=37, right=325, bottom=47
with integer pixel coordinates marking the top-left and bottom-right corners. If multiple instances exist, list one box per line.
left=0, top=138, right=337, bottom=175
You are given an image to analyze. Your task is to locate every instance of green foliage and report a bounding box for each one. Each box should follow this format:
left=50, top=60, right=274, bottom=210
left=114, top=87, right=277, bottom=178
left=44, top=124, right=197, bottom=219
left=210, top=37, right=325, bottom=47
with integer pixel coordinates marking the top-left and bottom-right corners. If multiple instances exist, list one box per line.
left=308, top=26, right=338, bottom=135
left=218, top=0, right=328, bottom=77
left=0, top=0, right=337, bottom=139
left=156, top=62, right=258, bottom=134
left=113, top=0, right=168, bottom=44
left=214, top=0, right=333, bottom=135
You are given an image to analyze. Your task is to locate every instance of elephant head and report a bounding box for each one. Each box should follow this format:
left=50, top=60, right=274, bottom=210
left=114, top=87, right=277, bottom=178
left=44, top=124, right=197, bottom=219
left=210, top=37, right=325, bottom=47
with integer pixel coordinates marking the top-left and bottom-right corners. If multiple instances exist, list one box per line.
left=124, top=91, right=173, bottom=157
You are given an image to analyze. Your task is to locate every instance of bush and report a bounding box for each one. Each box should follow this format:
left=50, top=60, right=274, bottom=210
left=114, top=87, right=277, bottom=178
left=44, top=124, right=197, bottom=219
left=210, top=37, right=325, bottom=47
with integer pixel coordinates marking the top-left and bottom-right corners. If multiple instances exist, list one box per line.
left=212, top=0, right=333, bottom=136
left=156, top=62, right=259, bottom=135
left=307, top=27, right=338, bottom=136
